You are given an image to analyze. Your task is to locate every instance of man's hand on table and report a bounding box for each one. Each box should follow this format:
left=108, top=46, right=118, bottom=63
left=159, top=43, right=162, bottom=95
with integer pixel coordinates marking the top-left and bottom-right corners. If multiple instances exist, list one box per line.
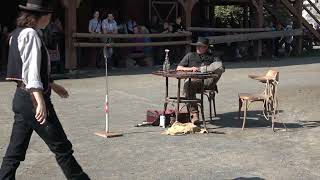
left=176, top=66, right=200, bottom=72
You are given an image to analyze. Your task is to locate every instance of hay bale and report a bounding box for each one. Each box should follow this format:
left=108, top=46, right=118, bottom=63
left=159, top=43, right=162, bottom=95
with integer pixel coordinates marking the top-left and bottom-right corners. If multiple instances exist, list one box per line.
left=163, top=122, right=201, bottom=136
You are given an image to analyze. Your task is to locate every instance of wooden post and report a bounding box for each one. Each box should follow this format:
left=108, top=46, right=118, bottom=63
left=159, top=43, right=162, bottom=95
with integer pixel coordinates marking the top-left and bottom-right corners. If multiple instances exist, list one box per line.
left=294, top=0, right=303, bottom=55
left=251, top=0, right=264, bottom=60
left=65, top=0, right=77, bottom=70
left=178, top=0, right=199, bottom=28
left=257, top=0, right=264, bottom=60
left=178, top=0, right=198, bottom=52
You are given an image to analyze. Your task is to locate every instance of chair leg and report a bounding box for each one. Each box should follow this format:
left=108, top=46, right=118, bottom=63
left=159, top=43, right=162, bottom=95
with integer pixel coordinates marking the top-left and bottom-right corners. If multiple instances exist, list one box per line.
left=208, top=95, right=213, bottom=121
left=271, top=114, right=275, bottom=131
left=186, top=104, right=191, bottom=122
left=212, top=93, right=217, bottom=117
left=200, top=102, right=207, bottom=130
left=238, top=98, right=242, bottom=121
left=242, top=100, right=248, bottom=130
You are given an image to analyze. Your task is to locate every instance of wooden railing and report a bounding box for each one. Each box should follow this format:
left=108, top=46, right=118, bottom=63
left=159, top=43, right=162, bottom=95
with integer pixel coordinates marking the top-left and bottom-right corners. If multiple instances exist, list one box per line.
left=187, top=27, right=303, bottom=44
left=73, top=28, right=304, bottom=48
left=206, top=29, right=304, bottom=44
left=73, top=32, right=192, bottom=48
left=188, top=27, right=273, bottom=33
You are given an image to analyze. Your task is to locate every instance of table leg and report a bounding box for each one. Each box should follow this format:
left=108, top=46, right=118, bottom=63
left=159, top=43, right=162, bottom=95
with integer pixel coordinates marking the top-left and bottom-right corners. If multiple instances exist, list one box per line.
left=188, top=78, right=191, bottom=121
left=176, top=79, right=181, bottom=123
left=201, top=79, right=207, bottom=130
left=164, top=77, right=169, bottom=113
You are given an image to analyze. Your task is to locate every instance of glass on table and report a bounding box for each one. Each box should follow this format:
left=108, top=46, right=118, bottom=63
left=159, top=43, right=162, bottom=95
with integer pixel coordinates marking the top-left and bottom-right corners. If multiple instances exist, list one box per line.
left=199, top=64, right=207, bottom=73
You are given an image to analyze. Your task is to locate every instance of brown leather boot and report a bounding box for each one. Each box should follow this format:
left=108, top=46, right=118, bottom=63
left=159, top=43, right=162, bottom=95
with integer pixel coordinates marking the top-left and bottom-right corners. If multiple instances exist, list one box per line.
left=190, top=111, right=200, bottom=125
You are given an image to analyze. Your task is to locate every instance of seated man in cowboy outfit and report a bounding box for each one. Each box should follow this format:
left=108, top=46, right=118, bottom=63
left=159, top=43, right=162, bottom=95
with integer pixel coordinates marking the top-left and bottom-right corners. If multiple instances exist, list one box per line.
left=176, top=37, right=225, bottom=124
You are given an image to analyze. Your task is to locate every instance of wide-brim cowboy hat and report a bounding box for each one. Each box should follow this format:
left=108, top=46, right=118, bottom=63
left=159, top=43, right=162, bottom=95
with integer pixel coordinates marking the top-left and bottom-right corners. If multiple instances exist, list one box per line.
left=190, top=37, right=209, bottom=47
left=19, top=0, right=54, bottom=13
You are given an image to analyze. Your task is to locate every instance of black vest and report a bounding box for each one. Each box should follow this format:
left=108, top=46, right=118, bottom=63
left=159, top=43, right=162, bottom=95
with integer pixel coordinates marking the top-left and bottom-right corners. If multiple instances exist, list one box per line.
left=6, top=28, right=51, bottom=94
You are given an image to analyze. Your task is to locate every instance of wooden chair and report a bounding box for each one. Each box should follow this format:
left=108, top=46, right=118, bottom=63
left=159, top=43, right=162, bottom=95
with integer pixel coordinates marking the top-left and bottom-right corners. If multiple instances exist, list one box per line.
left=202, top=66, right=224, bottom=121
left=238, top=70, right=286, bottom=131
left=203, top=84, right=218, bottom=121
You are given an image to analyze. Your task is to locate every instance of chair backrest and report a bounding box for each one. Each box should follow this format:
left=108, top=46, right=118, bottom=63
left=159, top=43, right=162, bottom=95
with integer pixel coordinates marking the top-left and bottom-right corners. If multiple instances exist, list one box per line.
left=265, top=69, right=279, bottom=81
left=208, top=66, right=225, bottom=92
left=265, top=70, right=279, bottom=103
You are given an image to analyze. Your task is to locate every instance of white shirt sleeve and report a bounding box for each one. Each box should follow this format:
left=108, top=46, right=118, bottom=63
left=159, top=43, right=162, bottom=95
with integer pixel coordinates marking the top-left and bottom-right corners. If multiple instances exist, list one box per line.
left=18, top=28, right=43, bottom=90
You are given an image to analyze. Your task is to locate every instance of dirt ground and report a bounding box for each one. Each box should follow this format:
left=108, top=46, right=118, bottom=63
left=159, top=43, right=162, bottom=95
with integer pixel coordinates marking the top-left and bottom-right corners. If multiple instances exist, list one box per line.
left=0, top=57, right=320, bottom=180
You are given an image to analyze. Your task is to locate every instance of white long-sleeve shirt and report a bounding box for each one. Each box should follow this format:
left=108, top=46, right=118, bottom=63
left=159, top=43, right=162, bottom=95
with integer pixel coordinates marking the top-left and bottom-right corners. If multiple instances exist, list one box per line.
left=10, top=28, right=47, bottom=90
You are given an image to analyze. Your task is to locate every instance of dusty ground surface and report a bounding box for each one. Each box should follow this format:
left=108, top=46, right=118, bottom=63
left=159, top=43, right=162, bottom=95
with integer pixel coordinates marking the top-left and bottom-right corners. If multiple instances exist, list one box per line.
left=0, top=57, right=320, bottom=180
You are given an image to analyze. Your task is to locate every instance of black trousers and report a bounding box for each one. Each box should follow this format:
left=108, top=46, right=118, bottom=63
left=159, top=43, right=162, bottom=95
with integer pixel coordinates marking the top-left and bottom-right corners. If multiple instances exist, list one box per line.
left=0, top=88, right=90, bottom=180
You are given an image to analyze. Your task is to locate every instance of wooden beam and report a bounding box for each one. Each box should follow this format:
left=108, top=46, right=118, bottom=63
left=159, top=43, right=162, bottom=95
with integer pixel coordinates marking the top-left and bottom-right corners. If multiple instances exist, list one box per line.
left=188, top=27, right=273, bottom=32
left=65, top=0, right=77, bottom=70
left=306, top=0, right=320, bottom=15
left=73, top=32, right=192, bottom=38
left=258, top=0, right=264, bottom=26
left=74, top=41, right=192, bottom=48
left=178, top=0, right=198, bottom=52
left=61, top=0, right=81, bottom=8
left=303, top=5, right=320, bottom=26
left=178, top=0, right=199, bottom=27
left=77, top=0, right=82, bottom=7
left=295, top=0, right=303, bottom=54
left=206, top=29, right=303, bottom=44
left=252, top=0, right=264, bottom=59
left=61, top=0, right=68, bottom=8
left=250, top=0, right=259, bottom=10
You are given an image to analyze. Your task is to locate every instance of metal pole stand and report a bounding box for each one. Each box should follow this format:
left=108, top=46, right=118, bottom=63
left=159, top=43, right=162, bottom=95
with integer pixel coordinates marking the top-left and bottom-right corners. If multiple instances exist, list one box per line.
left=95, top=44, right=123, bottom=138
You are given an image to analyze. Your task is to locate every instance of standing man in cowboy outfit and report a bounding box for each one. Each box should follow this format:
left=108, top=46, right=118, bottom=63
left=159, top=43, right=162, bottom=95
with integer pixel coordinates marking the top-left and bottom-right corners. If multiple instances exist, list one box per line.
left=0, top=0, right=90, bottom=179
left=176, top=37, right=225, bottom=124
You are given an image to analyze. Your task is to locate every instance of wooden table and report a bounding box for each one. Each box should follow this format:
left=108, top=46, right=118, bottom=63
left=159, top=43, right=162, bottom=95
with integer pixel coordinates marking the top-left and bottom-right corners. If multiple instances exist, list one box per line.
left=153, top=70, right=218, bottom=130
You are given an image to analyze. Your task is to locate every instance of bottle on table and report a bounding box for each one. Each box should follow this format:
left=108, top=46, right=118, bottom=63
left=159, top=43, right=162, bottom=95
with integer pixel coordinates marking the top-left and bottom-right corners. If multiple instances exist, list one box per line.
left=163, top=49, right=170, bottom=72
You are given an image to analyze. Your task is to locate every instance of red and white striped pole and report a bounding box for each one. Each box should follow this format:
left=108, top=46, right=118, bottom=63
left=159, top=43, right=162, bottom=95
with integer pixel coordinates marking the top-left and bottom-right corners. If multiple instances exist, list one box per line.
left=95, top=44, right=122, bottom=138
left=105, top=94, right=109, bottom=132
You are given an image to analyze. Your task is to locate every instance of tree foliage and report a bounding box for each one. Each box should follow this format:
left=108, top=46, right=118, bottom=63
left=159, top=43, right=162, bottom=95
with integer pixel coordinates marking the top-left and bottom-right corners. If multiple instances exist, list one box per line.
left=215, top=6, right=244, bottom=27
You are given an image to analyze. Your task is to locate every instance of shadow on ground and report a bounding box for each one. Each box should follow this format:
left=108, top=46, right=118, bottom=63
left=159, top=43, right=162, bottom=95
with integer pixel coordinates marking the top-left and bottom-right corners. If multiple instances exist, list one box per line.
left=206, top=110, right=320, bottom=130
left=232, top=177, right=266, bottom=180
left=224, top=55, right=320, bottom=69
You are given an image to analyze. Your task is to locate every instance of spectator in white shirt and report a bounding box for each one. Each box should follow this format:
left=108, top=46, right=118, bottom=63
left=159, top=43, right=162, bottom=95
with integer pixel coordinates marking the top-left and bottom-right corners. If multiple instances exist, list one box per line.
left=88, top=10, right=101, bottom=33
left=102, top=12, right=118, bottom=68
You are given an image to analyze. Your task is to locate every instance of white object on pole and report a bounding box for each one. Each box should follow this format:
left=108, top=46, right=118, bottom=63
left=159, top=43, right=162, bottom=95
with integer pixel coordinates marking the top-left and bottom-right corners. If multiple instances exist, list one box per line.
left=95, top=44, right=122, bottom=138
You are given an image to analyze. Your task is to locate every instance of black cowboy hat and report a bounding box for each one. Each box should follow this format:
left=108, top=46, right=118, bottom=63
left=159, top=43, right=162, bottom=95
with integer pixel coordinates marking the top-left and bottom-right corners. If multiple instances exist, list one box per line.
left=190, top=37, right=209, bottom=47
left=19, top=0, right=54, bottom=13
